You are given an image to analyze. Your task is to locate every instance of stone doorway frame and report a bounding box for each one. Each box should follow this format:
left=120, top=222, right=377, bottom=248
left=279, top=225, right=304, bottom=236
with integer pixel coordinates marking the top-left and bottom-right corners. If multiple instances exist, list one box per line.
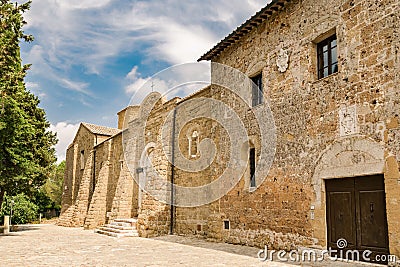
left=310, top=135, right=400, bottom=256
left=138, top=142, right=156, bottom=210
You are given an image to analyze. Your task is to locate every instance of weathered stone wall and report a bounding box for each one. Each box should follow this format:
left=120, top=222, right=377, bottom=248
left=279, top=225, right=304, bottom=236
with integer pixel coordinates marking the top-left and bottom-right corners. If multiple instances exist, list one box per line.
left=60, top=125, right=139, bottom=229
left=108, top=133, right=138, bottom=220
left=172, top=89, right=217, bottom=237
left=136, top=96, right=176, bottom=237
left=59, top=126, right=95, bottom=227
left=207, top=0, right=400, bottom=254
left=84, top=133, right=139, bottom=229
left=118, top=106, right=141, bottom=130
left=84, top=139, right=112, bottom=229
left=60, top=144, right=74, bottom=214
left=58, top=145, right=76, bottom=225
left=59, top=0, right=400, bottom=258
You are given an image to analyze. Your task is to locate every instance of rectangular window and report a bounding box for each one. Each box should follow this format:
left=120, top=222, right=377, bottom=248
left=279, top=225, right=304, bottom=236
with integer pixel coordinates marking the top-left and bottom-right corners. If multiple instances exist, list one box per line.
left=80, top=150, right=85, bottom=170
left=251, top=73, right=263, bottom=107
left=223, top=220, right=230, bottom=230
left=249, top=148, right=256, bottom=187
left=317, top=34, right=338, bottom=79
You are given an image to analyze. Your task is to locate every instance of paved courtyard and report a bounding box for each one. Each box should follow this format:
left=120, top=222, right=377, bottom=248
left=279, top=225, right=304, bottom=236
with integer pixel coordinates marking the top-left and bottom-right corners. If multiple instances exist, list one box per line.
left=0, top=224, right=378, bottom=267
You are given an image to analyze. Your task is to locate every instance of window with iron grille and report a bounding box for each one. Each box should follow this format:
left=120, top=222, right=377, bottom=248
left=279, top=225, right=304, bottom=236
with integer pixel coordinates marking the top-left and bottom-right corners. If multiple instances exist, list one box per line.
left=317, top=34, right=338, bottom=79
left=251, top=73, right=263, bottom=107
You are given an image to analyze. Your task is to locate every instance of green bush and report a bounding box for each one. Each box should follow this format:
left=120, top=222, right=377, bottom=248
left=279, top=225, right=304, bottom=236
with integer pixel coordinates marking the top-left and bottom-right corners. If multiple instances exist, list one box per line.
left=0, top=194, right=39, bottom=224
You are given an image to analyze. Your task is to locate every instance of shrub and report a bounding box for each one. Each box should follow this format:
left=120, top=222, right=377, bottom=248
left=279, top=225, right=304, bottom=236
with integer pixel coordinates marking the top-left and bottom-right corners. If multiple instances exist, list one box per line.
left=0, top=194, right=39, bottom=224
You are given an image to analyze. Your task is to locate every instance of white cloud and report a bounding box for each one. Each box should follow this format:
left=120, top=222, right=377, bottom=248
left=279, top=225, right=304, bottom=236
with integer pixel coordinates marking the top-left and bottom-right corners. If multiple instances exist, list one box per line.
left=59, top=78, right=91, bottom=95
left=20, top=0, right=267, bottom=124
left=49, top=122, right=80, bottom=163
left=56, top=0, right=112, bottom=9
left=26, top=82, right=39, bottom=88
left=125, top=62, right=211, bottom=104
left=23, top=44, right=92, bottom=98
left=150, top=21, right=216, bottom=64
left=125, top=66, right=150, bottom=94
left=23, top=0, right=266, bottom=76
left=26, top=81, right=47, bottom=98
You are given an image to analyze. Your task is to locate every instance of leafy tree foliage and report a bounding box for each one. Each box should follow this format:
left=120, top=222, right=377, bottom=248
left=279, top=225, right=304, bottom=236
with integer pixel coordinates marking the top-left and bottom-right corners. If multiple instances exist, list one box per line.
left=0, top=193, right=38, bottom=224
left=32, top=189, right=53, bottom=213
left=0, top=1, right=57, bottom=210
left=43, top=161, right=65, bottom=209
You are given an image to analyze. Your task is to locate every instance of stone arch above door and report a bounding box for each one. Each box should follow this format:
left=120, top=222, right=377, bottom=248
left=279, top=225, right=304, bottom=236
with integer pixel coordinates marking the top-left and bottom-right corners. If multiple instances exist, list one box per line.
left=309, top=135, right=400, bottom=254
left=312, top=135, right=384, bottom=206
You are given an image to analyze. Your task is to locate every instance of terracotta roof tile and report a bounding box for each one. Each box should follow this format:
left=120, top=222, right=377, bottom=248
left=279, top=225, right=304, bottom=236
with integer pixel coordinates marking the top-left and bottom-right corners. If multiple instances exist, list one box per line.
left=82, top=122, right=121, bottom=136
left=198, top=0, right=290, bottom=61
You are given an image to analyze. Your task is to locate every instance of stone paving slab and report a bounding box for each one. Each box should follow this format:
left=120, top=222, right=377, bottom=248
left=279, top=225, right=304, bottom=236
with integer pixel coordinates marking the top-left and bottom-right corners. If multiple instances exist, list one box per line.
left=152, top=235, right=376, bottom=267
left=0, top=224, right=288, bottom=267
left=0, top=224, right=383, bottom=267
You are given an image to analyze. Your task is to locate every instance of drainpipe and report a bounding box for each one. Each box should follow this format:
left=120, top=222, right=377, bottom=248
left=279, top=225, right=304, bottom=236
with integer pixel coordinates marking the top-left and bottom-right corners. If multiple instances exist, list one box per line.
left=169, top=107, right=177, bottom=235
left=92, top=150, right=96, bottom=191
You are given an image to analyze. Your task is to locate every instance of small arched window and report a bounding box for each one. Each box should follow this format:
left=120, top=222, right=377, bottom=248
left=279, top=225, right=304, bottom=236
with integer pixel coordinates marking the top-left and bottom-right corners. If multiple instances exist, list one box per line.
left=189, top=131, right=199, bottom=158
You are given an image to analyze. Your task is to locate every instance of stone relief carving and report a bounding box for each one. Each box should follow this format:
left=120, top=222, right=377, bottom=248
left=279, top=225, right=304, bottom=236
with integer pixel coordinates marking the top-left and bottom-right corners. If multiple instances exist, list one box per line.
left=339, top=105, right=358, bottom=136
left=351, top=152, right=366, bottom=164
left=276, top=48, right=289, bottom=73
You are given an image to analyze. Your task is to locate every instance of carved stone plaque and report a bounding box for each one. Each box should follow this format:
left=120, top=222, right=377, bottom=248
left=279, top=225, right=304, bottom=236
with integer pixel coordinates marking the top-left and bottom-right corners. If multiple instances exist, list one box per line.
left=276, top=48, right=289, bottom=73
left=339, top=105, right=357, bottom=136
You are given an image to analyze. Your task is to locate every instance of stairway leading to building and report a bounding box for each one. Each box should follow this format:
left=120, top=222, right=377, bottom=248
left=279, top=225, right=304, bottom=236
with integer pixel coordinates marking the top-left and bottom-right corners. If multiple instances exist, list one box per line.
left=94, top=218, right=138, bottom=238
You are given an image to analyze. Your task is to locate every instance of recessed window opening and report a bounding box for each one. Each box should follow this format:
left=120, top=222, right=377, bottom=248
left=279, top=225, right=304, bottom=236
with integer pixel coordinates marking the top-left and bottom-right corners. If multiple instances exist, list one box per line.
left=251, top=73, right=263, bottom=107
left=317, top=34, right=338, bottom=79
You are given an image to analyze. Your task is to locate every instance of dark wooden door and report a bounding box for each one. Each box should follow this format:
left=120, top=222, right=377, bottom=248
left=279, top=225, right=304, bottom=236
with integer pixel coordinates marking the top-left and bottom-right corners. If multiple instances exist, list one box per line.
left=326, top=177, right=357, bottom=253
left=326, top=175, right=389, bottom=264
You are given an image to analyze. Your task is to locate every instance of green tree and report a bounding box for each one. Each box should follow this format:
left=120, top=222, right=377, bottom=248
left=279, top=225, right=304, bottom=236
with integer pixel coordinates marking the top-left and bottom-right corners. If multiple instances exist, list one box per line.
left=32, top=188, right=53, bottom=213
left=0, top=193, right=38, bottom=224
left=44, top=161, right=65, bottom=208
left=0, top=1, right=57, bottom=209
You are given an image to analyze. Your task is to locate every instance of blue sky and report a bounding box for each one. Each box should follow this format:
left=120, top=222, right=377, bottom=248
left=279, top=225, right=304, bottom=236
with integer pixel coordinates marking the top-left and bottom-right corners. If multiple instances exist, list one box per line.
left=19, top=0, right=269, bottom=161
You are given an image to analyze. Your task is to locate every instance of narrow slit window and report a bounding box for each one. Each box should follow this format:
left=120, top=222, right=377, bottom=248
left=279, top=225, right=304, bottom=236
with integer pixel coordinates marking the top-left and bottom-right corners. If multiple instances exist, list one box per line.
left=80, top=150, right=85, bottom=170
left=250, top=148, right=256, bottom=188
left=189, top=131, right=198, bottom=158
left=223, top=220, right=230, bottom=230
left=317, top=34, right=338, bottom=79
left=251, top=73, right=263, bottom=107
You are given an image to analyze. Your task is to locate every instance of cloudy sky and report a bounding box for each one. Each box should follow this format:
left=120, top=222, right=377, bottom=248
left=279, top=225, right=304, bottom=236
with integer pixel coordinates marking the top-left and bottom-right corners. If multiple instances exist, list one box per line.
left=20, top=0, right=269, bottom=162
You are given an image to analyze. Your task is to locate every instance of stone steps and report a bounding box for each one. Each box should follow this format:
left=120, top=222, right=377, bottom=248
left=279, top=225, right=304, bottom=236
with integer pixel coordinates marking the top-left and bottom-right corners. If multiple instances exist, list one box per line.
left=94, top=218, right=138, bottom=238
left=103, top=224, right=135, bottom=230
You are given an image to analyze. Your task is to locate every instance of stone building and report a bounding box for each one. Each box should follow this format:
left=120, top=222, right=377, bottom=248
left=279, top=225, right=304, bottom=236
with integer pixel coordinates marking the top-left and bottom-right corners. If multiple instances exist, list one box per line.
left=60, top=0, right=400, bottom=262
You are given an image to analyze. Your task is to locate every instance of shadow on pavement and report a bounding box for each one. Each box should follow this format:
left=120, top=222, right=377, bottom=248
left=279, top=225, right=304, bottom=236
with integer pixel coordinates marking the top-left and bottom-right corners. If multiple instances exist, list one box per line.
left=152, top=235, right=264, bottom=258
left=0, top=224, right=41, bottom=236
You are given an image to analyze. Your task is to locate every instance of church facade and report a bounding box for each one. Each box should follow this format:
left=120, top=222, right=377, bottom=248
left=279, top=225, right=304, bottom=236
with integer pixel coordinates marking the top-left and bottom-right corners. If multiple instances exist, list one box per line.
left=60, top=0, right=400, bottom=261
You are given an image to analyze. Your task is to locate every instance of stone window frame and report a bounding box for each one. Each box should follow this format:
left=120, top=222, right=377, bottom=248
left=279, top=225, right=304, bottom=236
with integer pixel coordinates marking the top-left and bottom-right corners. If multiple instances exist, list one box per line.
left=317, top=34, right=338, bottom=79
left=311, top=27, right=338, bottom=81
left=187, top=129, right=200, bottom=158
left=250, top=72, right=263, bottom=107
left=80, top=150, right=85, bottom=170
left=223, top=220, right=230, bottom=230
left=241, top=137, right=258, bottom=192
left=246, top=60, right=266, bottom=108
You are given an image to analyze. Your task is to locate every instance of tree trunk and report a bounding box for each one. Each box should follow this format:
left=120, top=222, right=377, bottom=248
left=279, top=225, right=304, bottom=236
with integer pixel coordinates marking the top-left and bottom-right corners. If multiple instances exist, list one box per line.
left=0, top=188, right=4, bottom=211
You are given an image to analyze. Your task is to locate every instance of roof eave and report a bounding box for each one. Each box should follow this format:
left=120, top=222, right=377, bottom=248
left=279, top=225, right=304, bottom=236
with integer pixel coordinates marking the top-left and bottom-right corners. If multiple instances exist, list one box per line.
left=198, top=0, right=290, bottom=62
